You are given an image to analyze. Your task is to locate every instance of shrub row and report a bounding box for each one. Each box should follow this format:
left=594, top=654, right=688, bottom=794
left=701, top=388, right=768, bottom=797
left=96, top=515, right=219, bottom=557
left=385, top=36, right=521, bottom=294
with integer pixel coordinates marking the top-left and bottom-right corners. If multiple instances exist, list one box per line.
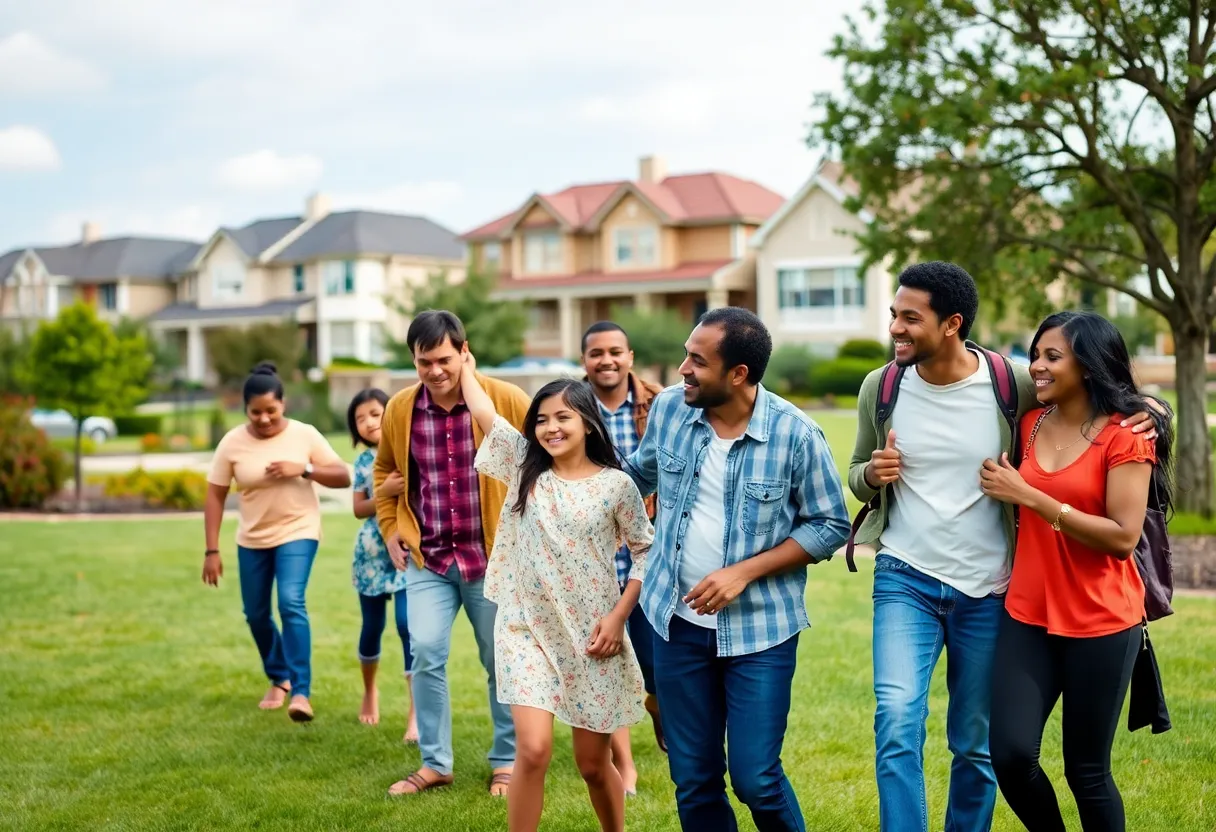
left=101, top=468, right=209, bottom=511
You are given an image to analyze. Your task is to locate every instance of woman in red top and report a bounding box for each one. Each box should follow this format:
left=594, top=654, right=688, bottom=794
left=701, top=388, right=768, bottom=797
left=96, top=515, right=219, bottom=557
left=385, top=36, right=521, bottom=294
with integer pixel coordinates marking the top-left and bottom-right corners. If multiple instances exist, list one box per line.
left=978, top=311, right=1172, bottom=832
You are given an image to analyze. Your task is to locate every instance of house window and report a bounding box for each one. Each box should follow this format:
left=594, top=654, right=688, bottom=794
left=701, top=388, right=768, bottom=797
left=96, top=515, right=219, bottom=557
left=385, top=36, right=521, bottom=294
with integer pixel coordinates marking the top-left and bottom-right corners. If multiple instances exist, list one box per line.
left=293, top=264, right=306, bottom=294
left=777, top=266, right=865, bottom=326
left=523, top=231, right=562, bottom=274
left=324, top=261, right=355, bottom=295
left=212, top=264, right=244, bottom=298
left=483, top=242, right=502, bottom=270
left=527, top=301, right=560, bottom=331
left=98, top=283, right=118, bottom=311
left=329, top=322, right=356, bottom=359
left=613, top=227, right=657, bottom=267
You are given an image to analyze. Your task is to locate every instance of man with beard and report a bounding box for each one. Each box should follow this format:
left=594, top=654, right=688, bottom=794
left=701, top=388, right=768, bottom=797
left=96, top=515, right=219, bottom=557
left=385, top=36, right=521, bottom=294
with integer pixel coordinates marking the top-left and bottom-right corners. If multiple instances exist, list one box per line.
left=848, top=261, right=1161, bottom=832
left=374, top=310, right=531, bottom=798
left=623, top=307, right=850, bottom=831
left=580, top=321, right=667, bottom=789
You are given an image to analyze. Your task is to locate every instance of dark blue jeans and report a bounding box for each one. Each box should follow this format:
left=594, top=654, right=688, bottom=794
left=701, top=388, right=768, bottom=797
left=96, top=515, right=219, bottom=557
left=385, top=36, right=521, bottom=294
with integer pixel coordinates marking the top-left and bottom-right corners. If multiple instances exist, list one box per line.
left=654, top=615, right=804, bottom=832
left=236, top=539, right=318, bottom=698
left=358, top=590, right=412, bottom=672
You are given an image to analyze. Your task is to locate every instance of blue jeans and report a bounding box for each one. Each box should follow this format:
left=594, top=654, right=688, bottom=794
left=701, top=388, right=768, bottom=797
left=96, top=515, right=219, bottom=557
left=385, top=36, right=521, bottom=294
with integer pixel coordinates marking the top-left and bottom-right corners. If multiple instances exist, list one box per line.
left=236, top=539, right=318, bottom=698
left=623, top=584, right=656, bottom=695
left=358, top=590, right=411, bottom=672
left=872, top=554, right=1002, bottom=832
left=405, top=560, right=515, bottom=776
left=654, top=615, right=805, bottom=832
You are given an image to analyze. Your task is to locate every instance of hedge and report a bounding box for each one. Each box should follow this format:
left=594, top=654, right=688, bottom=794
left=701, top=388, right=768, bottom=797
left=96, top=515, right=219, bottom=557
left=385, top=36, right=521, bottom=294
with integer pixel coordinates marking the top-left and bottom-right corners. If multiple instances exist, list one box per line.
left=114, top=414, right=164, bottom=436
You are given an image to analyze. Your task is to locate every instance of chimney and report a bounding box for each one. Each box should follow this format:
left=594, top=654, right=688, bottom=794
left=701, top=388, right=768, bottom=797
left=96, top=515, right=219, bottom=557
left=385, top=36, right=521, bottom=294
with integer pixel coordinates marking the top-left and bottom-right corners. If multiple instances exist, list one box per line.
left=305, top=192, right=331, bottom=222
left=638, top=155, right=666, bottom=184
left=82, top=221, right=101, bottom=244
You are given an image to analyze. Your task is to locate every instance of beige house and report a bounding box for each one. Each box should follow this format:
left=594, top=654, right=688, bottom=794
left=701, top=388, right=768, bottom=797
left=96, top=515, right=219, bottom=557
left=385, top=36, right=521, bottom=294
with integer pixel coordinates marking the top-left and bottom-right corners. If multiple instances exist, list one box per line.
left=750, top=160, right=894, bottom=356
left=463, top=155, right=785, bottom=359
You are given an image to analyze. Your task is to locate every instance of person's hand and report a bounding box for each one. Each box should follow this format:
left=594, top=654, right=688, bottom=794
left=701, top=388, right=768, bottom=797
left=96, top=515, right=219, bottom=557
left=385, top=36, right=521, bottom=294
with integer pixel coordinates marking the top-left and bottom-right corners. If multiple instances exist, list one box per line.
left=684, top=564, right=750, bottom=616
left=202, top=552, right=223, bottom=587
left=463, top=349, right=477, bottom=376
left=866, top=430, right=901, bottom=488
left=387, top=533, right=408, bottom=571
left=980, top=453, right=1037, bottom=505
left=1121, top=407, right=1160, bottom=441
left=265, top=461, right=306, bottom=479
left=587, top=612, right=626, bottom=658
left=376, top=470, right=405, bottom=498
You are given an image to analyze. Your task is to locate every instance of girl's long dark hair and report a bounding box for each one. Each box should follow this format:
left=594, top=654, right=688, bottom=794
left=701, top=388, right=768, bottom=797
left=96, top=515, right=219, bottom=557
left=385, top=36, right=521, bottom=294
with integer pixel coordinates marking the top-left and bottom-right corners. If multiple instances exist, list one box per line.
left=347, top=388, right=389, bottom=448
left=513, top=379, right=620, bottom=515
left=1030, top=311, right=1174, bottom=517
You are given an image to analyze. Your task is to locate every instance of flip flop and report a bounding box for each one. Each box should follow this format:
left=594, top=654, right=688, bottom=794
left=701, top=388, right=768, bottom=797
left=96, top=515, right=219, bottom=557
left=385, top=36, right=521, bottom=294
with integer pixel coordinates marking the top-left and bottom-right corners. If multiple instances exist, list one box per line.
left=489, top=771, right=512, bottom=798
left=388, top=771, right=453, bottom=796
left=259, top=682, right=291, bottom=710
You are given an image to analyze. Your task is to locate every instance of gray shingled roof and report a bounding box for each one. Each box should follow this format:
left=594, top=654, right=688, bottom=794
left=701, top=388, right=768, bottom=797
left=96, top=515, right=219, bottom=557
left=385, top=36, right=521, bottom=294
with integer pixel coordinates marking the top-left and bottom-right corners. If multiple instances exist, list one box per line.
left=150, top=296, right=313, bottom=323
left=225, top=217, right=302, bottom=258
left=269, top=211, right=465, bottom=263
left=0, top=237, right=201, bottom=283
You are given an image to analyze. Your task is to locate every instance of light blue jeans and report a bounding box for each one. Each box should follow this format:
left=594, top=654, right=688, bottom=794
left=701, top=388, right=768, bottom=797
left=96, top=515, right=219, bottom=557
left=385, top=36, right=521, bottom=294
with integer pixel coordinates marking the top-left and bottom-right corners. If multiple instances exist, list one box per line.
left=405, top=560, right=515, bottom=776
left=872, top=554, right=1002, bottom=832
left=236, top=539, right=318, bottom=698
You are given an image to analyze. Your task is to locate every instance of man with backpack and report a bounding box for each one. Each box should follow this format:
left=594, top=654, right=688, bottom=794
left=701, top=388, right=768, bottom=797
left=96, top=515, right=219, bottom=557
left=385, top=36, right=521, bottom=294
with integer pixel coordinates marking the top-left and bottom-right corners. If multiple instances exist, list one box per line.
left=847, top=262, right=1160, bottom=832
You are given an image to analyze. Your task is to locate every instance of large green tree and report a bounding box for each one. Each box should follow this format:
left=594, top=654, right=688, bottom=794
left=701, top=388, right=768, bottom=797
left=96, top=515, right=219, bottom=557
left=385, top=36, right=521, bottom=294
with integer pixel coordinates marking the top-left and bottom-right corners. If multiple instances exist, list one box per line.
left=815, top=0, right=1216, bottom=515
left=609, top=305, right=690, bottom=383
left=208, top=321, right=304, bottom=391
left=24, top=303, right=153, bottom=509
left=387, top=269, right=527, bottom=368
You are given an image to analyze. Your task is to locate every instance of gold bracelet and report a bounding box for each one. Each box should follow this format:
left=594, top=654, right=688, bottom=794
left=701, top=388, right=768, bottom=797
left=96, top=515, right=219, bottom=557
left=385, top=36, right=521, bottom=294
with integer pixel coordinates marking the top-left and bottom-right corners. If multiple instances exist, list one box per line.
left=1051, top=504, right=1071, bottom=531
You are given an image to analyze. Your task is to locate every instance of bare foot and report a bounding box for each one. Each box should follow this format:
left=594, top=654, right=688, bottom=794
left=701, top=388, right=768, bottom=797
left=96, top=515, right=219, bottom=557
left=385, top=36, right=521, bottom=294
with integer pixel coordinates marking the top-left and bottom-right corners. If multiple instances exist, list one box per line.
left=360, top=687, right=379, bottom=725
left=287, top=694, right=314, bottom=722
left=403, top=711, right=419, bottom=743
left=388, top=768, right=453, bottom=796
left=616, top=762, right=638, bottom=796
left=258, top=682, right=290, bottom=710
left=489, top=767, right=512, bottom=798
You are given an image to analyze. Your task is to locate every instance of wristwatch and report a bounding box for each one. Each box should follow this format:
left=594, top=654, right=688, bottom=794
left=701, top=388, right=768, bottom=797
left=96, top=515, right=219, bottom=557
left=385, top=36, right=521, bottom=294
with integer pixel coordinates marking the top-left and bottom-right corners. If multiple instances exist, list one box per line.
left=302, top=463, right=314, bottom=480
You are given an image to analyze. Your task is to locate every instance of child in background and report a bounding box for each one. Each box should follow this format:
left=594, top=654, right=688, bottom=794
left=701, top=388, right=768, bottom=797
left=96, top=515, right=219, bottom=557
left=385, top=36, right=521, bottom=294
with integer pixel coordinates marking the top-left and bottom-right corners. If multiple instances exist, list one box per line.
left=348, top=388, right=417, bottom=742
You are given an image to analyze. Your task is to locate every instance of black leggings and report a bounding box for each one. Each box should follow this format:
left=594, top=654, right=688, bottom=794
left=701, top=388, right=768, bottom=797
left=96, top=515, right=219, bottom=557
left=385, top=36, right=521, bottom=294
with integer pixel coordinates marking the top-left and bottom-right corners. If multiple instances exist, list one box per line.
left=990, top=611, right=1141, bottom=831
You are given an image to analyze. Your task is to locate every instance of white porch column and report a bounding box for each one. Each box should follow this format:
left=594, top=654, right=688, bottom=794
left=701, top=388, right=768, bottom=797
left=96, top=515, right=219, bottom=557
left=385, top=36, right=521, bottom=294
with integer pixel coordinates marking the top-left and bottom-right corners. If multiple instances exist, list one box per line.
left=706, top=289, right=729, bottom=310
left=353, top=320, right=372, bottom=363
left=558, top=295, right=578, bottom=359
left=117, top=280, right=131, bottom=316
left=186, top=324, right=205, bottom=383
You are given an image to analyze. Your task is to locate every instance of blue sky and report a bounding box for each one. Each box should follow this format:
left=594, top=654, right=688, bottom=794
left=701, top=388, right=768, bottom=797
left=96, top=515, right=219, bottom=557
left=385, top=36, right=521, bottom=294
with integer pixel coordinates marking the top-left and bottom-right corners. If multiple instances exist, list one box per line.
left=0, top=0, right=854, bottom=252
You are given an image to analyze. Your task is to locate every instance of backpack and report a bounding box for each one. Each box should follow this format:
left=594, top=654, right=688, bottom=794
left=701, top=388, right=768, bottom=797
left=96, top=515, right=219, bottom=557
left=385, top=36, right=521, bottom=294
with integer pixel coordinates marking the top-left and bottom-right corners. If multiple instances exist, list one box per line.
left=843, top=342, right=1020, bottom=572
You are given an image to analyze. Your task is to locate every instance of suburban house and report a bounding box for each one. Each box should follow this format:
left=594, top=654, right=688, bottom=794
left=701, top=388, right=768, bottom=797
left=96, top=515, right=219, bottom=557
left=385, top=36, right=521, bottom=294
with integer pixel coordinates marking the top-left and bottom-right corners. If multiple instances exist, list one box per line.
left=462, top=155, right=785, bottom=359
left=0, top=224, right=199, bottom=330
left=750, top=160, right=894, bottom=356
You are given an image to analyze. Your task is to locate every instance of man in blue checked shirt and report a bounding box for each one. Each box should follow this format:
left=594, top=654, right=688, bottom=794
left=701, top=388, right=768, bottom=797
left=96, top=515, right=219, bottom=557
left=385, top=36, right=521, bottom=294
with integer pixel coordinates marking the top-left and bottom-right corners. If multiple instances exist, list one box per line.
left=623, top=307, right=850, bottom=832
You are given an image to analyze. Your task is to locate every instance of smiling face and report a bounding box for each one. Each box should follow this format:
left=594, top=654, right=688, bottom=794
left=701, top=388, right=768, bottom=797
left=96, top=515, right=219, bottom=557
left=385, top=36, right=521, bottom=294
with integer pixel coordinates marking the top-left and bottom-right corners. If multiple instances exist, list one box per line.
left=354, top=398, right=385, bottom=446
left=890, top=286, right=957, bottom=366
left=582, top=330, right=634, bottom=395
left=533, top=391, right=590, bottom=461
left=246, top=393, right=286, bottom=438
left=413, top=335, right=464, bottom=399
left=677, top=323, right=742, bottom=409
left=1029, top=326, right=1085, bottom=406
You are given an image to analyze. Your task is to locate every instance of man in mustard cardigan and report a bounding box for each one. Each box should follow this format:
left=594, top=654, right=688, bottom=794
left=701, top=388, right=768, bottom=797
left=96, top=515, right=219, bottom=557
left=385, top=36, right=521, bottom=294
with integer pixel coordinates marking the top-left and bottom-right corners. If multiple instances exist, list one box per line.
left=374, top=310, right=531, bottom=798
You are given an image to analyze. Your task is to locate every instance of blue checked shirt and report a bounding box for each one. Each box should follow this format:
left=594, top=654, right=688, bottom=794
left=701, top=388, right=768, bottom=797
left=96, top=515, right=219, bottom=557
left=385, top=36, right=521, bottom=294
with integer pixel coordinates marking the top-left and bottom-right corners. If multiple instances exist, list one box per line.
left=624, top=385, right=850, bottom=657
left=598, top=391, right=640, bottom=584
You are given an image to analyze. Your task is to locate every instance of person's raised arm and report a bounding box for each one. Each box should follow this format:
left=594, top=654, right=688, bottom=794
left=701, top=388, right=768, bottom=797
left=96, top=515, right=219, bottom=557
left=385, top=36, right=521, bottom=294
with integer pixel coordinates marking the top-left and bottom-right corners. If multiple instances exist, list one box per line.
left=460, top=352, right=498, bottom=437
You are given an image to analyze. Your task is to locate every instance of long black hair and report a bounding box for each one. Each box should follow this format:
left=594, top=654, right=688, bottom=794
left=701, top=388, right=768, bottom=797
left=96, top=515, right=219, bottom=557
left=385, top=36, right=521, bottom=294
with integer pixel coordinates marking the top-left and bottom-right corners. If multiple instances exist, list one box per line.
left=513, top=379, right=620, bottom=515
left=1029, top=311, right=1174, bottom=517
left=347, top=388, right=389, bottom=448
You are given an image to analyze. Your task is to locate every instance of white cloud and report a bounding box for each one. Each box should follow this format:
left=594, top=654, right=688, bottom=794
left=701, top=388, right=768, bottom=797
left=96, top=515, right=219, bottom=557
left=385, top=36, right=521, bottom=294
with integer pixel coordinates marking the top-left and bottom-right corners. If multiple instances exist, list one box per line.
left=330, top=181, right=465, bottom=216
left=215, top=150, right=323, bottom=191
left=0, top=126, right=61, bottom=170
left=0, top=32, right=106, bottom=95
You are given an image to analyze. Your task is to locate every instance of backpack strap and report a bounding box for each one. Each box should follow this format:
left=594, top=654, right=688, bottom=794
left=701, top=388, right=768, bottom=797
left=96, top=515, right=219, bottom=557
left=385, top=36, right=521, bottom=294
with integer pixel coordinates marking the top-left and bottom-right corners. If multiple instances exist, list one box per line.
left=843, top=362, right=906, bottom=573
left=969, top=341, right=1021, bottom=462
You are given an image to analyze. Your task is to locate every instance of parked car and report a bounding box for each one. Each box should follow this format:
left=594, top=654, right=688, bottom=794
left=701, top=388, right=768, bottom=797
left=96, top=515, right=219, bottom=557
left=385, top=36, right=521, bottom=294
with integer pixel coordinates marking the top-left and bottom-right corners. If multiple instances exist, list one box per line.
left=30, top=409, right=118, bottom=444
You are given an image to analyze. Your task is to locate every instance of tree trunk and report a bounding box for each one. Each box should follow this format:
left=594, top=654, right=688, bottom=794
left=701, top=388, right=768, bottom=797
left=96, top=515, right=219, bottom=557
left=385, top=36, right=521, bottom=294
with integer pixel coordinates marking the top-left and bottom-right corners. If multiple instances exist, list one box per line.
left=74, top=421, right=84, bottom=512
left=1171, top=324, right=1213, bottom=517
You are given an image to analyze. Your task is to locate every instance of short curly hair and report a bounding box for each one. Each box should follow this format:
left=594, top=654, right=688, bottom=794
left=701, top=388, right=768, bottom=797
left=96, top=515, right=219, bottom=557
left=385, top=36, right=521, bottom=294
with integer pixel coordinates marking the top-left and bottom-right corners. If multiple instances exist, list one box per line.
left=698, top=307, right=773, bottom=385
left=897, top=261, right=980, bottom=340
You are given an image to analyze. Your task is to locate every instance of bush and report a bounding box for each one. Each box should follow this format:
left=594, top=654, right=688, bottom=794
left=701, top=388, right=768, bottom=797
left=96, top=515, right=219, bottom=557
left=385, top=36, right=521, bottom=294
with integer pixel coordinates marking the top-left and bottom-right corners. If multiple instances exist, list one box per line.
left=809, top=357, right=884, bottom=397
left=140, top=433, right=163, bottom=453
left=328, top=356, right=380, bottom=369
left=52, top=436, right=98, bottom=456
left=101, top=468, right=208, bottom=511
left=114, top=413, right=164, bottom=436
left=209, top=409, right=228, bottom=448
left=837, top=339, right=888, bottom=362
left=768, top=345, right=819, bottom=396
left=0, top=397, right=68, bottom=508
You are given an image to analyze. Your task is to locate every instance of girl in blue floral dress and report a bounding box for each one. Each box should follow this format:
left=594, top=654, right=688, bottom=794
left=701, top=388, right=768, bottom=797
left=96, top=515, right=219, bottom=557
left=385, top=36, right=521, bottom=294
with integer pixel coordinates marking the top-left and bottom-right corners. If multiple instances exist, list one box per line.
left=348, top=388, right=417, bottom=741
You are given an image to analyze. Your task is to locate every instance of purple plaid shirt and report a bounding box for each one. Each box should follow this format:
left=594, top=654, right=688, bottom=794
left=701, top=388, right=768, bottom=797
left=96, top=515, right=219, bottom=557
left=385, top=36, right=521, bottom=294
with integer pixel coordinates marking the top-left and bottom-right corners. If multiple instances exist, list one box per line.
left=408, top=386, right=487, bottom=582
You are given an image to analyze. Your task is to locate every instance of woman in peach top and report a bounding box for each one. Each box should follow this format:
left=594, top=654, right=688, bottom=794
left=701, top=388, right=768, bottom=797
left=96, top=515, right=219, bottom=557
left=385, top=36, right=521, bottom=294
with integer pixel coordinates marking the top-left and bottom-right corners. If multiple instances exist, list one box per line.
left=979, top=312, right=1172, bottom=831
left=202, top=362, right=352, bottom=722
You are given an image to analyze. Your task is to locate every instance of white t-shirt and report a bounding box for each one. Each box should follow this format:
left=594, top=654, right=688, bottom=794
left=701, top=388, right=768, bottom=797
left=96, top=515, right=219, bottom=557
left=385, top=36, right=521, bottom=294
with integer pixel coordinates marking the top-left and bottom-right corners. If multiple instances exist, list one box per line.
left=674, top=433, right=735, bottom=628
left=879, top=354, right=1011, bottom=597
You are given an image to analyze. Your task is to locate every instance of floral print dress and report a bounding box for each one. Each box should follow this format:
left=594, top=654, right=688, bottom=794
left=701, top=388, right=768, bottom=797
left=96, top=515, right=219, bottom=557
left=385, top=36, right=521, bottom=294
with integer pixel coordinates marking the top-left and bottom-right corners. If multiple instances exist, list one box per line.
left=352, top=448, right=409, bottom=597
left=475, top=416, right=654, bottom=733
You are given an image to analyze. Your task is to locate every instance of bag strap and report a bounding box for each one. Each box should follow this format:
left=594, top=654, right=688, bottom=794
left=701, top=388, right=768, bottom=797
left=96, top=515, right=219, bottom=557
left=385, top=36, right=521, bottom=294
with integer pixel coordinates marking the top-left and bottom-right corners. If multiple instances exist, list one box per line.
left=874, top=361, right=906, bottom=426
left=843, top=494, right=878, bottom=573
left=1024, top=407, right=1050, bottom=461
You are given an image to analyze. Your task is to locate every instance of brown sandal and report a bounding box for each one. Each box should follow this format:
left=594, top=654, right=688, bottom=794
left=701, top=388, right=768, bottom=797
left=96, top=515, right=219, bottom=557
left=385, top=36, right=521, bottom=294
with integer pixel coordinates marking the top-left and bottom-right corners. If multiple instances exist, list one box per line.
left=388, top=770, right=453, bottom=796
left=489, top=771, right=512, bottom=798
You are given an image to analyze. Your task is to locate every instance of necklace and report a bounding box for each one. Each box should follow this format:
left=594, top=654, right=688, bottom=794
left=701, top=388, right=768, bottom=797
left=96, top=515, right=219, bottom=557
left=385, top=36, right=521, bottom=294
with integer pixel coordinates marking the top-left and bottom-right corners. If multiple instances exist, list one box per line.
left=1045, top=406, right=1092, bottom=451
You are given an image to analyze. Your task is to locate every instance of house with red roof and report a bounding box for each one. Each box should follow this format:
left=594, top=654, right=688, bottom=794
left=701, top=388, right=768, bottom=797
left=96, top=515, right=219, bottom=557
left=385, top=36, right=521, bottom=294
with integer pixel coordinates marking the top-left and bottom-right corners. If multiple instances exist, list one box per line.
left=462, top=155, right=785, bottom=359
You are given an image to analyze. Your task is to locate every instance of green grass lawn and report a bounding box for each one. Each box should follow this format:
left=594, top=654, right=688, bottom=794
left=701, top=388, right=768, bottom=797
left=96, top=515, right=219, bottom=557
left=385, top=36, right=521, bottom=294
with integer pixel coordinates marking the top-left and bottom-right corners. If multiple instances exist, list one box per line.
left=1, top=517, right=1214, bottom=831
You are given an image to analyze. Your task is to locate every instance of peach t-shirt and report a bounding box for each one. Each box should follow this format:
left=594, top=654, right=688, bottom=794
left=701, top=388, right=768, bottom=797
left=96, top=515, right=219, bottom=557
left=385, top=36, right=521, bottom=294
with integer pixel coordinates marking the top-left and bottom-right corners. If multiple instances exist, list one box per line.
left=208, top=420, right=344, bottom=549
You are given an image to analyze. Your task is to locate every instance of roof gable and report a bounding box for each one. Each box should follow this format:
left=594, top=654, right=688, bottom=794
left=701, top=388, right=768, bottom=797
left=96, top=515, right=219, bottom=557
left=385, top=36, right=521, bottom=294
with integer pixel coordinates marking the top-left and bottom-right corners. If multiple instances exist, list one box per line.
left=269, top=211, right=465, bottom=262
left=749, top=160, right=875, bottom=249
